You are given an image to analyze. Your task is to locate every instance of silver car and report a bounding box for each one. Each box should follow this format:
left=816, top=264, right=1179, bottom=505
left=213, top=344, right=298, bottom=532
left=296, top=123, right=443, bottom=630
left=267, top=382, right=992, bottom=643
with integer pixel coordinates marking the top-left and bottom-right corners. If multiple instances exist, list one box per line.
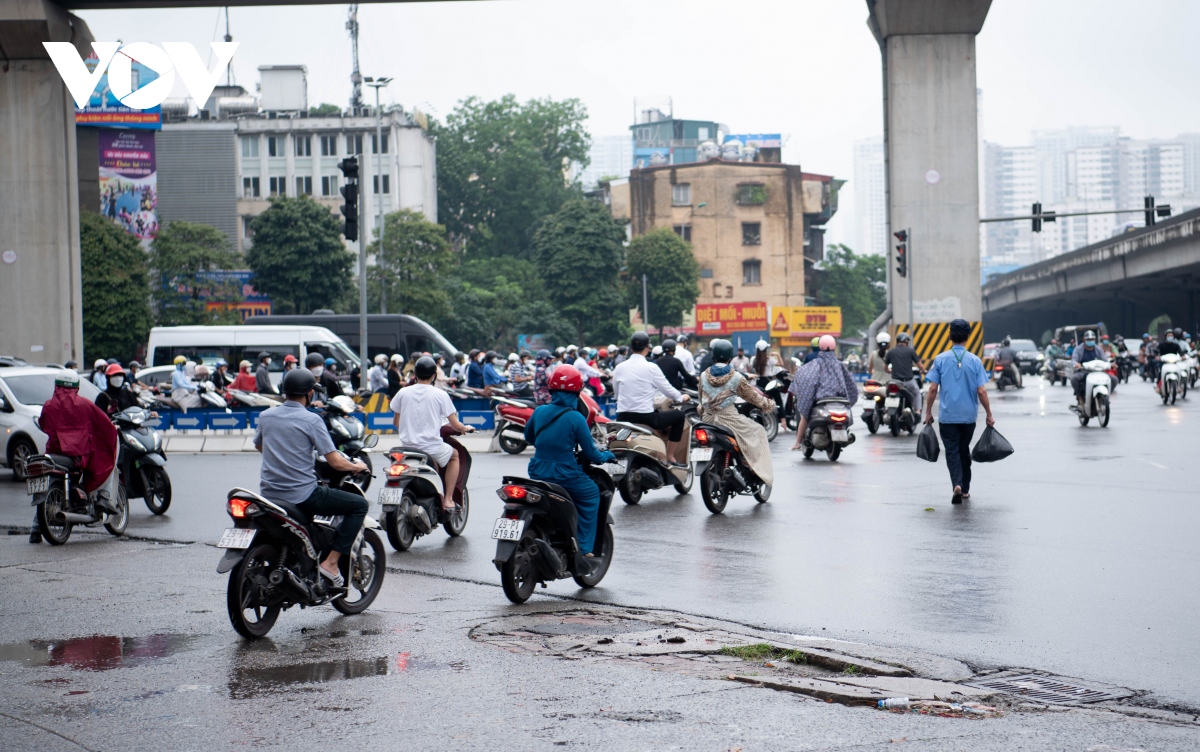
left=0, top=368, right=100, bottom=480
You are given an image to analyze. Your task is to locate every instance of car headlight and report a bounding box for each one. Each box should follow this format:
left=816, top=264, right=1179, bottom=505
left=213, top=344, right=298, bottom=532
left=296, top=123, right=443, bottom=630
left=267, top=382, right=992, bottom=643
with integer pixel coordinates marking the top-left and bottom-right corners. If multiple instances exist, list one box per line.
left=1037, top=354, right=1044, bottom=360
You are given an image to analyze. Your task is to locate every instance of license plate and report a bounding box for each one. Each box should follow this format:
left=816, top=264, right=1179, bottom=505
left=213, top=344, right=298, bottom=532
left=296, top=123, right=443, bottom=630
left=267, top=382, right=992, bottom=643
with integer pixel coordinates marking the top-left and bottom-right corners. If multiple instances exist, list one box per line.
left=885, top=397, right=900, bottom=408
left=690, top=447, right=713, bottom=462
left=832, top=429, right=849, bottom=442
left=491, top=518, right=525, bottom=541
left=378, top=486, right=403, bottom=508
left=26, top=476, right=49, bottom=495
left=217, top=528, right=256, bottom=549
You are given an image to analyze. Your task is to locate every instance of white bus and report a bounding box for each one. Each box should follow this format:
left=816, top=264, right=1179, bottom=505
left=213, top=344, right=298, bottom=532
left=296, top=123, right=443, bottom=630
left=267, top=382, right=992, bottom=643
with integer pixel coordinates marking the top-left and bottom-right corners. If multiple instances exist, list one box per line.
left=146, top=325, right=360, bottom=384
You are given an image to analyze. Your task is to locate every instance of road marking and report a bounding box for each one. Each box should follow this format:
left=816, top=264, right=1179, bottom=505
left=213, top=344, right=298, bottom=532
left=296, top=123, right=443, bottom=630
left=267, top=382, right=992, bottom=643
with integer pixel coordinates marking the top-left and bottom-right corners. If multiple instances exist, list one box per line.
left=1141, top=459, right=1168, bottom=469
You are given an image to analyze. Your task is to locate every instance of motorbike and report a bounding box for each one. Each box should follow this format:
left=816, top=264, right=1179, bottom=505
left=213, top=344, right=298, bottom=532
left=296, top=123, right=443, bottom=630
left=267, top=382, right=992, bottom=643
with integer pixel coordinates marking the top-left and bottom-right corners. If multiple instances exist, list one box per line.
left=112, top=406, right=171, bottom=514
left=994, top=361, right=1019, bottom=390
left=800, top=398, right=855, bottom=461
left=227, top=389, right=284, bottom=408
left=196, top=381, right=227, bottom=410
left=606, top=405, right=694, bottom=505
left=860, top=379, right=887, bottom=434
left=737, top=382, right=779, bottom=443
left=378, top=425, right=471, bottom=551
left=691, top=422, right=770, bottom=514
left=1159, top=353, right=1187, bottom=405
left=492, top=456, right=616, bottom=603
left=24, top=452, right=129, bottom=545
left=321, top=395, right=376, bottom=490
left=492, top=390, right=610, bottom=455
left=1070, top=359, right=1113, bottom=426
left=882, top=379, right=919, bottom=436
left=757, top=372, right=794, bottom=435
left=1186, top=353, right=1199, bottom=389
left=1114, top=354, right=1137, bottom=384
left=216, top=451, right=386, bottom=639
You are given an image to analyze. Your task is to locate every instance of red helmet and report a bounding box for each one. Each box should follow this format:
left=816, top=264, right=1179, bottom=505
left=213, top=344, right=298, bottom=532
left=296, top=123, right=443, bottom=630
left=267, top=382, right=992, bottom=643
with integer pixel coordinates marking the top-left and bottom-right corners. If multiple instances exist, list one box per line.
left=548, top=364, right=583, bottom=393
left=283, top=354, right=298, bottom=363
left=105, top=363, right=125, bottom=376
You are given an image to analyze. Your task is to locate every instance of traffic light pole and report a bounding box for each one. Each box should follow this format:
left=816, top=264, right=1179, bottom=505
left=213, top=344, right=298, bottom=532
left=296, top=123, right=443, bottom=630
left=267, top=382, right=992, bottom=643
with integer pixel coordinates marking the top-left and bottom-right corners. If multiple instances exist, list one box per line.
left=358, top=151, right=369, bottom=392
left=907, top=227, right=913, bottom=328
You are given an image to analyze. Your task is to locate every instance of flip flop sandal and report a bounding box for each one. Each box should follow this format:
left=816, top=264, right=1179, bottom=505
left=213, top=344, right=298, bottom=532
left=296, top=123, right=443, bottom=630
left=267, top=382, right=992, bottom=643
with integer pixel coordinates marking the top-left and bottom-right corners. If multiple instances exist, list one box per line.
left=318, top=566, right=345, bottom=589
left=952, top=488, right=963, bottom=505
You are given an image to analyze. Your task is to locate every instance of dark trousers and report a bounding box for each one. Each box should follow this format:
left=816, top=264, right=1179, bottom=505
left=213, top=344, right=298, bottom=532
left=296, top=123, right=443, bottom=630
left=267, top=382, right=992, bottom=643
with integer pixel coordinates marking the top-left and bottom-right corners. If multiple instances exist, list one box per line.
left=299, top=484, right=369, bottom=555
left=617, top=410, right=685, bottom=442
left=938, top=422, right=976, bottom=492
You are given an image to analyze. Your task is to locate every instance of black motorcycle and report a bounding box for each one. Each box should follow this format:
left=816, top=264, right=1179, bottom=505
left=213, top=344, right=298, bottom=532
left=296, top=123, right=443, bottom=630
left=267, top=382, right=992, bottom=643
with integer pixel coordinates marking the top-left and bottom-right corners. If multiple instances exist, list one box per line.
left=692, top=422, right=770, bottom=514
left=994, top=361, right=1019, bottom=390
left=321, top=395, right=376, bottom=491
left=25, top=453, right=129, bottom=545
left=492, top=459, right=616, bottom=604
left=216, top=452, right=386, bottom=639
left=112, top=406, right=171, bottom=514
left=1115, top=354, right=1136, bottom=384
left=738, top=381, right=779, bottom=442
left=800, top=398, right=855, bottom=461
left=882, top=380, right=919, bottom=436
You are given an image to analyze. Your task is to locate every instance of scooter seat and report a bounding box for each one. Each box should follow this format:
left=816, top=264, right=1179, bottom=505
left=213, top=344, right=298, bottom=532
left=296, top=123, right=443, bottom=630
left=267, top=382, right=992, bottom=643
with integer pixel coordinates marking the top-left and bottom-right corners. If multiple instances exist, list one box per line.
left=816, top=397, right=850, bottom=406
left=694, top=422, right=735, bottom=438
left=47, top=454, right=77, bottom=470
left=508, top=398, right=536, bottom=408
left=390, top=446, right=433, bottom=464
left=271, top=499, right=311, bottom=522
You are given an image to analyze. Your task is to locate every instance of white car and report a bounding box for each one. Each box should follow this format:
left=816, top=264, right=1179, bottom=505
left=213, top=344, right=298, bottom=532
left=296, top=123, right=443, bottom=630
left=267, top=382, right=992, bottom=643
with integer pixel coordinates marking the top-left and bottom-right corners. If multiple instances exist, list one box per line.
left=0, top=367, right=100, bottom=480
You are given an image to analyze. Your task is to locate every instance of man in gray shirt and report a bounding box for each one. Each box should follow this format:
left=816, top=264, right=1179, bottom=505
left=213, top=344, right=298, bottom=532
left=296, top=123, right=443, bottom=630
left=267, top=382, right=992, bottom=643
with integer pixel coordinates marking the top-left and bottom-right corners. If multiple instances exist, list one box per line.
left=884, top=332, right=925, bottom=415
left=254, top=369, right=369, bottom=588
left=255, top=352, right=278, bottom=395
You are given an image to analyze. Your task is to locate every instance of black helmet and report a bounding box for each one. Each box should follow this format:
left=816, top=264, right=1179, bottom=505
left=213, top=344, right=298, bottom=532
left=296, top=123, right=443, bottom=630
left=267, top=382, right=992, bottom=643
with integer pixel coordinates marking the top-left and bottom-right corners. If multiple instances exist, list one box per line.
left=897, top=332, right=911, bottom=344
left=662, top=338, right=677, bottom=353
left=630, top=331, right=650, bottom=351
left=258, top=351, right=271, bottom=361
left=710, top=339, right=734, bottom=364
left=281, top=368, right=317, bottom=397
left=1174, top=327, right=1184, bottom=337
left=414, top=356, right=437, bottom=380
left=485, top=350, right=497, bottom=361
left=304, top=352, right=324, bottom=369
left=536, top=349, right=551, bottom=360
left=64, top=359, right=77, bottom=370
left=1002, top=336, right=1011, bottom=347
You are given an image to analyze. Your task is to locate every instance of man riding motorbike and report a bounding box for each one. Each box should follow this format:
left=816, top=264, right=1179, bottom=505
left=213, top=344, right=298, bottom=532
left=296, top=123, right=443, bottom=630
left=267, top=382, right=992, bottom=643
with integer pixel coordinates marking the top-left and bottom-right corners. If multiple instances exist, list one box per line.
left=994, top=337, right=1023, bottom=388
left=523, top=365, right=617, bottom=558
left=612, top=331, right=691, bottom=464
left=884, top=331, right=925, bottom=416
left=698, top=339, right=775, bottom=487
left=171, top=355, right=202, bottom=410
left=656, top=338, right=698, bottom=392
left=312, top=355, right=343, bottom=399
left=95, top=363, right=138, bottom=415
left=256, top=352, right=278, bottom=395
left=230, top=360, right=258, bottom=391
left=1071, top=330, right=1114, bottom=406
left=254, top=368, right=369, bottom=589
left=789, top=335, right=859, bottom=451
left=391, top=356, right=475, bottom=513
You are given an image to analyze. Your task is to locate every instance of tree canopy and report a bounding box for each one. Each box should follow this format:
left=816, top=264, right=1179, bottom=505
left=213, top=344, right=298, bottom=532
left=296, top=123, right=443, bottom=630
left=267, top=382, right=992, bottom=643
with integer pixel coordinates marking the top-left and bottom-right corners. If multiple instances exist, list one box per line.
left=80, top=211, right=153, bottom=363
left=815, top=244, right=886, bottom=336
left=246, top=196, right=354, bottom=316
left=309, top=103, right=342, bottom=116
left=366, top=209, right=453, bottom=319
left=150, top=220, right=243, bottom=326
left=431, top=95, right=590, bottom=259
left=624, top=228, right=700, bottom=332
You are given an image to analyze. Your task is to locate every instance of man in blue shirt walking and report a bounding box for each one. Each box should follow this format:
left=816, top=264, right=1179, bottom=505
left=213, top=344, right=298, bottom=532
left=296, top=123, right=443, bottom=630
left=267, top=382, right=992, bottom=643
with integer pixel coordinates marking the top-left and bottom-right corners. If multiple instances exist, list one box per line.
left=924, top=319, right=995, bottom=505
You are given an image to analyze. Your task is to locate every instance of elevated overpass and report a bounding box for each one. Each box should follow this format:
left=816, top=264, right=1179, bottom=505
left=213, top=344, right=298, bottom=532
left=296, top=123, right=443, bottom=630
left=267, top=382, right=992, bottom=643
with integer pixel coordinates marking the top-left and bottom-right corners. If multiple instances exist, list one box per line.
left=982, top=207, right=1200, bottom=340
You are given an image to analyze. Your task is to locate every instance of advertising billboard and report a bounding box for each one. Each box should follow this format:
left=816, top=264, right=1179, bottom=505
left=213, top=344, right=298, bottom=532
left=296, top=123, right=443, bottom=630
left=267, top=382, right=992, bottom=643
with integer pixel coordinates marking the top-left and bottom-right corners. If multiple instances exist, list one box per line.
left=770, top=306, right=842, bottom=339
left=99, top=129, right=157, bottom=247
left=695, top=302, right=768, bottom=337
left=75, top=50, right=163, bottom=130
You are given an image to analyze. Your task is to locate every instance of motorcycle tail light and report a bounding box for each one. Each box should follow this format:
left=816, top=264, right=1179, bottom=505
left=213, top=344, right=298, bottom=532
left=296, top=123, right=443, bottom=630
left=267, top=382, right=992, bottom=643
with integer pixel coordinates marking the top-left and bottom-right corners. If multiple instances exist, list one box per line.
left=228, top=498, right=258, bottom=519
left=502, top=485, right=528, bottom=500
left=385, top=463, right=409, bottom=477
left=694, top=428, right=709, bottom=446
left=887, top=383, right=900, bottom=394
left=830, top=412, right=848, bottom=422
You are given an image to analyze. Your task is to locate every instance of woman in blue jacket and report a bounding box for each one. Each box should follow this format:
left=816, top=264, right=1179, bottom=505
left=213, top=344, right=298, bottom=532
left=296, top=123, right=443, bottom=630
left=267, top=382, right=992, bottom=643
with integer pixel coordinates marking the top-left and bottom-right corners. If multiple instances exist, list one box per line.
left=523, top=365, right=615, bottom=555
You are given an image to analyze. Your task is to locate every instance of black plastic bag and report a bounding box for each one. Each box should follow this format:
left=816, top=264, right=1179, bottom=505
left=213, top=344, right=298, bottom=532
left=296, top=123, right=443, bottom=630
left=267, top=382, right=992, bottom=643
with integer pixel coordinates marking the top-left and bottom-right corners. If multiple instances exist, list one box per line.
left=970, top=425, right=1014, bottom=463
left=916, top=422, right=940, bottom=462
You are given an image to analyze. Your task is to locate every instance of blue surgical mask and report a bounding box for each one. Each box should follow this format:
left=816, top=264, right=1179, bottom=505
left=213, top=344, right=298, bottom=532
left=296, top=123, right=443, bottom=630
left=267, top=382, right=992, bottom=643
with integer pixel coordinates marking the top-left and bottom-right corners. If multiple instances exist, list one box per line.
left=1085, top=341, right=1095, bottom=348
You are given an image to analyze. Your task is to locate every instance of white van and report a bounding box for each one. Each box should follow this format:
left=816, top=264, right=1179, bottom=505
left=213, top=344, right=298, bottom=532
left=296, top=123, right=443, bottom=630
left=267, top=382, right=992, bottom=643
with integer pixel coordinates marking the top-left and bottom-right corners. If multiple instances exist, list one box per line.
left=146, top=325, right=360, bottom=385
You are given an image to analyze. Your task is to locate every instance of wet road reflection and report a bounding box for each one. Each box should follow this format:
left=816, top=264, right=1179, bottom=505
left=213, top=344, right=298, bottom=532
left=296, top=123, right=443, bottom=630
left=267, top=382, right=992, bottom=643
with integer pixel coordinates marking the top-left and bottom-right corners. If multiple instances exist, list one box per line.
left=0, top=634, right=199, bottom=670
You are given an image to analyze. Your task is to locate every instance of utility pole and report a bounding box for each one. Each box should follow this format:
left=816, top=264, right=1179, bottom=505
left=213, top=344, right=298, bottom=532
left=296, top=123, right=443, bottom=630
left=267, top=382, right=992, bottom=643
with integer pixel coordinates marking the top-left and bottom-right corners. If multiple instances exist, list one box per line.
left=365, top=76, right=392, bottom=314
left=346, top=4, right=363, bottom=114
left=642, top=274, right=650, bottom=336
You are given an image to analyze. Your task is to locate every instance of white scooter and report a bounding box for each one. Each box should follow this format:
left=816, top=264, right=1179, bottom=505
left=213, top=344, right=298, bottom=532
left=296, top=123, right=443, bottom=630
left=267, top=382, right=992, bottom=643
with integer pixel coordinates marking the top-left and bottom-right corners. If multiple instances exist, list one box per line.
left=1072, top=359, right=1112, bottom=427
left=1159, top=353, right=1187, bottom=405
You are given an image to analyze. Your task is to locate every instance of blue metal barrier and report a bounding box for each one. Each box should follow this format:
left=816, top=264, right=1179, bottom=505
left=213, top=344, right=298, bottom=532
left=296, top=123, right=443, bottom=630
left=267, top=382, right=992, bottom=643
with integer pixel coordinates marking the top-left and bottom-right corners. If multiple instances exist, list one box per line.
left=208, top=412, right=249, bottom=430
left=172, top=412, right=207, bottom=430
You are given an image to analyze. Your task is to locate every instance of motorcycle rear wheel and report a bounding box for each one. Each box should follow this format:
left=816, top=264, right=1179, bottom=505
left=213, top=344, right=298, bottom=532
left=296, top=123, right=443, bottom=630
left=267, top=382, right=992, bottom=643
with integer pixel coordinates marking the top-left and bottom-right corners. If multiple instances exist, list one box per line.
left=754, top=483, right=771, bottom=503
left=699, top=456, right=729, bottom=514
left=227, top=542, right=282, bottom=639
left=760, top=411, right=779, bottom=442
left=384, top=490, right=418, bottom=551
left=573, top=524, right=614, bottom=588
left=618, top=467, right=643, bottom=505
left=867, top=410, right=879, bottom=434
left=889, top=416, right=901, bottom=437
left=143, top=466, right=172, bottom=515
left=103, top=483, right=129, bottom=536
left=498, top=435, right=527, bottom=454
left=332, top=528, right=386, bottom=615
left=442, top=487, right=470, bottom=536
left=501, top=532, right=538, bottom=604
left=802, top=442, right=815, bottom=458
left=672, top=464, right=693, bottom=495
left=827, top=444, right=842, bottom=462
left=36, top=486, right=72, bottom=545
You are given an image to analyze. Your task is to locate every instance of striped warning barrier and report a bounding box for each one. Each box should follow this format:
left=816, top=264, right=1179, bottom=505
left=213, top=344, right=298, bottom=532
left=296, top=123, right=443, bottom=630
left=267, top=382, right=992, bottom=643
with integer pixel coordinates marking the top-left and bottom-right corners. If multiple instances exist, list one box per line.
left=890, top=321, right=984, bottom=363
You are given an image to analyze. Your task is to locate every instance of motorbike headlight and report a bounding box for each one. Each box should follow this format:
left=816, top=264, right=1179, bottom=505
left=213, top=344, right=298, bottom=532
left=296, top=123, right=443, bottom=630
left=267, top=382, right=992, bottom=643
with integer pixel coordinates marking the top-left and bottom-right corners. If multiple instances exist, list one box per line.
left=153, top=433, right=162, bottom=451
left=1036, top=354, right=1044, bottom=360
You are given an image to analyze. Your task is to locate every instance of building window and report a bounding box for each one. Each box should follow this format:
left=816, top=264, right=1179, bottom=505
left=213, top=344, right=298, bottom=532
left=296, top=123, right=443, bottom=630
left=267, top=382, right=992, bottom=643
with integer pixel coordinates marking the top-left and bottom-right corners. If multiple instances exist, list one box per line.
left=295, top=176, right=313, bottom=196
left=242, top=177, right=260, bottom=198
left=268, top=176, right=286, bottom=196
left=672, top=183, right=691, bottom=206
left=321, top=175, right=337, bottom=196
left=240, top=136, right=258, bottom=158
left=673, top=224, right=691, bottom=241
left=698, top=127, right=709, bottom=140
left=699, top=267, right=713, bottom=279
left=371, top=133, right=389, bottom=154
left=267, top=136, right=282, bottom=157
left=736, top=183, right=767, bottom=205
left=742, top=222, right=761, bottom=245
left=320, top=135, right=337, bottom=156
left=294, top=136, right=311, bottom=157
left=373, top=175, right=391, bottom=194
left=346, top=134, right=363, bottom=155
left=743, top=260, right=762, bottom=285
left=241, top=216, right=255, bottom=247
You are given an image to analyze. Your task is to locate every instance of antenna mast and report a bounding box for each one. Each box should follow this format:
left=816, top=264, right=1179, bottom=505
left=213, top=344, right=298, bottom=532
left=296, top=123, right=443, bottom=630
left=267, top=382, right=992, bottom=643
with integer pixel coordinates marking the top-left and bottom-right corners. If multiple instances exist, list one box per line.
left=347, top=4, right=363, bottom=114
left=223, top=6, right=234, bottom=87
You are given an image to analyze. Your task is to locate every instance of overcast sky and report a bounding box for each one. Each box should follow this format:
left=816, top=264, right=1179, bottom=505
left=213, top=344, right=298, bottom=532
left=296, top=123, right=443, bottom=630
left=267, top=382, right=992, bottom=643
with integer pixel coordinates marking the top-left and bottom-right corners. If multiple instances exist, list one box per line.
left=79, top=0, right=1200, bottom=249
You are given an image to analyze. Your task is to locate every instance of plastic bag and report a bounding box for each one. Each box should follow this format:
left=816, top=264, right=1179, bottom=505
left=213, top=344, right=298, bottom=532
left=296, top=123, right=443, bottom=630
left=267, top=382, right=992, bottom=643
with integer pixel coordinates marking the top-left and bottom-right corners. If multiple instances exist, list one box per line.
left=970, top=425, right=1013, bottom=463
left=916, top=422, right=940, bottom=462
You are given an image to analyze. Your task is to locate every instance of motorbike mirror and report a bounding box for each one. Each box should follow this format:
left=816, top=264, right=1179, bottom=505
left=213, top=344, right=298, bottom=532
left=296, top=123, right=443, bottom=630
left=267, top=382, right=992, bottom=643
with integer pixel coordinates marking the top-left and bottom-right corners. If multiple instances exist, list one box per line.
left=364, top=433, right=379, bottom=448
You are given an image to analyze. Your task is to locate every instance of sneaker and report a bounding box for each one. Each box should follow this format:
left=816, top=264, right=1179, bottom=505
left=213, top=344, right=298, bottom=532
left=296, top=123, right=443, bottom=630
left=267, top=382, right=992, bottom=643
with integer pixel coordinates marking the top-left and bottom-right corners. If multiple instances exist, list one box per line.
left=28, top=529, right=42, bottom=544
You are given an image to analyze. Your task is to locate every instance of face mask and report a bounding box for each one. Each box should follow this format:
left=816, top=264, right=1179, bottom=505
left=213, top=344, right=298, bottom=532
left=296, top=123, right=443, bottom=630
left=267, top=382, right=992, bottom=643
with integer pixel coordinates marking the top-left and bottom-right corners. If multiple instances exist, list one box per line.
left=311, top=366, right=324, bottom=377
left=1166, top=336, right=1174, bottom=342
left=265, top=359, right=272, bottom=366
left=1085, top=341, right=1095, bottom=348
left=176, top=364, right=183, bottom=371
left=110, top=376, right=124, bottom=388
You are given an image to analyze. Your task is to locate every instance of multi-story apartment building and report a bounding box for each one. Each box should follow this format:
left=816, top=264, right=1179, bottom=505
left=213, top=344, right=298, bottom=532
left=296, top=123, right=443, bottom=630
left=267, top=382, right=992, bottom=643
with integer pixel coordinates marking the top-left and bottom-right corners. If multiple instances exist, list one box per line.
left=852, top=137, right=886, bottom=258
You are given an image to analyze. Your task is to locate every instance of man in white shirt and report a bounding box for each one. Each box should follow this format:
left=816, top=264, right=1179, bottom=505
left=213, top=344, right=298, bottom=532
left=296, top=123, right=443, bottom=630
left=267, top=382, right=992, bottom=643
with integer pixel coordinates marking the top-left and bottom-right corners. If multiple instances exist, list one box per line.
left=391, top=357, right=475, bottom=511
left=676, top=334, right=696, bottom=375
left=368, top=353, right=389, bottom=394
left=612, top=332, right=691, bottom=464
left=730, top=347, right=751, bottom=373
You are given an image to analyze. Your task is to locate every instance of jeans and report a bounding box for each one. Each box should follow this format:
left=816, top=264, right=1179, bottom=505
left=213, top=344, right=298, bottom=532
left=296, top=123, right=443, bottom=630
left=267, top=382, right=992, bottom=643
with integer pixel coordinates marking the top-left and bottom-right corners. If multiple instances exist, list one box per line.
left=898, top=378, right=922, bottom=413
left=299, top=484, right=369, bottom=555
left=938, top=422, right=976, bottom=492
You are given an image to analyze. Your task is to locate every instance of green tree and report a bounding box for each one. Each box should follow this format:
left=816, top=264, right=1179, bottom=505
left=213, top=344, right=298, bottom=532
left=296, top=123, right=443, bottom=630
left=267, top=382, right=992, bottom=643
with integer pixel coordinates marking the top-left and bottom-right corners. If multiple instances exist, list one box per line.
left=531, top=199, right=628, bottom=343
left=366, top=209, right=453, bottom=318
left=246, top=196, right=354, bottom=315
left=625, top=228, right=700, bottom=334
left=80, top=212, right=153, bottom=362
left=150, top=220, right=243, bottom=325
left=815, top=244, right=886, bottom=336
left=432, top=95, right=591, bottom=258
left=309, top=103, right=341, bottom=116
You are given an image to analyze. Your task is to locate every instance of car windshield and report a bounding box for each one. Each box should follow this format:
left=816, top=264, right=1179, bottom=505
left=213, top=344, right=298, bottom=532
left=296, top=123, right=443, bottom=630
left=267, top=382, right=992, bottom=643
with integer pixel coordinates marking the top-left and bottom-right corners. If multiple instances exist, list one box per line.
left=2, top=373, right=100, bottom=406
left=1010, top=340, right=1037, bottom=351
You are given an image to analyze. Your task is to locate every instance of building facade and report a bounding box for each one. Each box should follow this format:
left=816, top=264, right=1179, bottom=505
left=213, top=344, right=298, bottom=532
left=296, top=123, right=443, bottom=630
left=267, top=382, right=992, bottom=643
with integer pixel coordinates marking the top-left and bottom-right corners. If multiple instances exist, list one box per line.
left=578, top=135, right=634, bottom=191
left=852, top=137, right=886, bottom=257
left=626, top=160, right=841, bottom=313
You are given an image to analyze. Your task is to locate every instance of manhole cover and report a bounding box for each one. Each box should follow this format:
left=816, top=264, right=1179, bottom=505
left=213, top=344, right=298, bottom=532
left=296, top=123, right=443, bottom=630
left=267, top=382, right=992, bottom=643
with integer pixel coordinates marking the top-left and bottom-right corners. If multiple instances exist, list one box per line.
left=965, top=673, right=1130, bottom=705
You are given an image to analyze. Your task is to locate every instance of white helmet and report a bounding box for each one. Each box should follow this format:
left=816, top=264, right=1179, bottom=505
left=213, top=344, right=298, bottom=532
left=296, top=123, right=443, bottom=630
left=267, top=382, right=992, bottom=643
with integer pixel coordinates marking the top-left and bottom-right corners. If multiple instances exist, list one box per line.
left=607, top=344, right=617, bottom=352
left=755, top=339, right=769, bottom=352
left=507, top=352, right=519, bottom=362
left=390, top=353, right=404, bottom=364
left=374, top=354, right=387, bottom=364
left=55, top=369, right=81, bottom=388
left=876, top=331, right=891, bottom=345
left=652, top=345, right=663, bottom=356
left=94, top=359, right=106, bottom=370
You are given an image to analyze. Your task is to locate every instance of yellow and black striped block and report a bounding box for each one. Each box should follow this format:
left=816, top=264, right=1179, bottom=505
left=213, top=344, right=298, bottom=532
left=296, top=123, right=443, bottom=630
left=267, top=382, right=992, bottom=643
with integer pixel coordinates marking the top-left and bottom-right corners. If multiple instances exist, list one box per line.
left=890, top=321, right=984, bottom=363
left=354, top=391, right=394, bottom=434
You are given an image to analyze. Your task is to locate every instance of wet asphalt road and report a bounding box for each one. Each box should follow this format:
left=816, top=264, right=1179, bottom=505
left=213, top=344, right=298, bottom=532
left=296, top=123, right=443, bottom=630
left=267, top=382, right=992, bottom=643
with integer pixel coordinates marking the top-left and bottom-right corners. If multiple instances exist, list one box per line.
left=3, top=375, right=1198, bottom=706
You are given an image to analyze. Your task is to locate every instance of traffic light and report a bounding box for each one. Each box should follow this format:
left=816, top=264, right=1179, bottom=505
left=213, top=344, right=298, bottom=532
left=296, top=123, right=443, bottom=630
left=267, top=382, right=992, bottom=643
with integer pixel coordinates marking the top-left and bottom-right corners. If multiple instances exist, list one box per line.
left=338, top=157, right=359, bottom=241
left=894, top=229, right=908, bottom=278
left=1031, top=203, right=1042, bottom=233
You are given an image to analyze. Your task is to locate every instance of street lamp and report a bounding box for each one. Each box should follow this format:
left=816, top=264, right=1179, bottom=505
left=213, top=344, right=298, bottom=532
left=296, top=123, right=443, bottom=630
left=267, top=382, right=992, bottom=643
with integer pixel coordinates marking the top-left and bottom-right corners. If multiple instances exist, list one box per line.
left=364, top=76, right=392, bottom=313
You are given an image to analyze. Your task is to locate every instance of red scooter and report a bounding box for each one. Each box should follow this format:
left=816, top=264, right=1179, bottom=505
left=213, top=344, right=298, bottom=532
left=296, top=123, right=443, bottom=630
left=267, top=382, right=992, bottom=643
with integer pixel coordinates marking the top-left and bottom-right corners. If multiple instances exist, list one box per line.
left=492, top=390, right=610, bottom=454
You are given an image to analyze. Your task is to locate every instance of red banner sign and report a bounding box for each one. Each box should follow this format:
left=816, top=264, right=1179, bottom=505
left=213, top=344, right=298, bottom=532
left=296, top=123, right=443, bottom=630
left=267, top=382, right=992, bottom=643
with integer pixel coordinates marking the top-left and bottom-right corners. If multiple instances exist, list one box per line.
left=695, top=302, right=768, bottom=336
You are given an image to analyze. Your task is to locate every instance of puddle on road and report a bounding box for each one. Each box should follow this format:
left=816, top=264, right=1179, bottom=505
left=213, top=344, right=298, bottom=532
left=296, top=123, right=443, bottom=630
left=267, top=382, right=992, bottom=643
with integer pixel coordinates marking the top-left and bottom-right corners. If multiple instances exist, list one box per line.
left=229, top=652, right=435, bottom=699
left=0, top=634, right=199, bottom=671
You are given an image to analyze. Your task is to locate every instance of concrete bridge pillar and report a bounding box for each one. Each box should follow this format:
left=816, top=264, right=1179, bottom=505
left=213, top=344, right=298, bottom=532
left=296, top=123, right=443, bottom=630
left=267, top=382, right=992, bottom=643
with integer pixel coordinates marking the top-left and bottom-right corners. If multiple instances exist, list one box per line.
left=868, top=0, right=991, bottom=330
left=0, top=0, right=92, bottom=365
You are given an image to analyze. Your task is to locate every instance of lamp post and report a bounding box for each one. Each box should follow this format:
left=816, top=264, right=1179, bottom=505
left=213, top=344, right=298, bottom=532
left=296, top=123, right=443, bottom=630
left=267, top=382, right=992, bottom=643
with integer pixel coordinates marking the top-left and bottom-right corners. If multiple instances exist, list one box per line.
left=364, top=76, right=392, bottom=313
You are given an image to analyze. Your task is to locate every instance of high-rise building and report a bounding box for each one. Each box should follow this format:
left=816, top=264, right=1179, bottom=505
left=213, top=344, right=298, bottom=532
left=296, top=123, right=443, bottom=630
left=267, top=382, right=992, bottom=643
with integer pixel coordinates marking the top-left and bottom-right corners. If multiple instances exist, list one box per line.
left=852, top=137, right=886, bottom=257
left=578, top=135, right=633, bottom=190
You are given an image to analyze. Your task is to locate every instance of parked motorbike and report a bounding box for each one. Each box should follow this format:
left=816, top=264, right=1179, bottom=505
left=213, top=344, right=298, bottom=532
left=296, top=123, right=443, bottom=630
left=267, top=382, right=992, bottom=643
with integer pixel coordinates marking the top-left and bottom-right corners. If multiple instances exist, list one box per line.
left=24, top=453, right=129, bottom=544
left=379, top=426, right=471, bottom=551
left=1070, top=359, right=1113, bottom=426
left=227, top=389, right=284, bottom=408
left=216, top=451, right=385, bottom=639
left=196, top=381, right=227, bottom=410
left=492, top=458, right=616, bottom=603
left=1160, top=353, right=1187, bottom=405
left=800, top=398, right=855, bottom=461
left=606, top=410, right=693, bottom=504
left=112, top=406, right=171, bottom=514
left=882, top=380, right=919, bottom=436
left=860, top=379, right=886, bottom=434
left=321, top=395, right=376, bottom=490
left=691, top=422, right=770, bottom=514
